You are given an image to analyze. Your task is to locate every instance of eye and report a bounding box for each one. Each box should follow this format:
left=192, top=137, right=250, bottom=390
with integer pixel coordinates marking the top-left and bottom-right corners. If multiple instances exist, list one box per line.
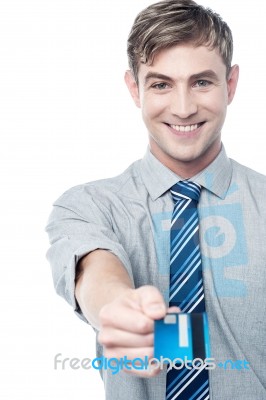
left=151, top=82, right=169, bottom=90
left=194, top=80, right=211, bottom=88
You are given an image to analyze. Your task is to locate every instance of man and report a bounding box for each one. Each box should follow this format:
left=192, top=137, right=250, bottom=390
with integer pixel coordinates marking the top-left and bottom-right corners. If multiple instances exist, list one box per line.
left=46, top=1, right=266, bottom=399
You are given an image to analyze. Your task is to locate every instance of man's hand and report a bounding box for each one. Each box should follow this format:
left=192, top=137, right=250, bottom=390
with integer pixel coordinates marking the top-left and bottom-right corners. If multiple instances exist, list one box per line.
left=98, top=285, right=179, bottom=377
left=75, top=250, right=179, bottom=377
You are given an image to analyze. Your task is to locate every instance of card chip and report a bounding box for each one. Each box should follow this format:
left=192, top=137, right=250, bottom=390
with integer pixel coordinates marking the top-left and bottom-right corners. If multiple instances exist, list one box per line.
left=164, top=315, right=177, bottom=324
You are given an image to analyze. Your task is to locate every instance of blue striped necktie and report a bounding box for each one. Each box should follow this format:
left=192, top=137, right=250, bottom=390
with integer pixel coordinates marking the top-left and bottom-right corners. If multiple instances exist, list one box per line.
left=166, top=180, right=210, bottom=400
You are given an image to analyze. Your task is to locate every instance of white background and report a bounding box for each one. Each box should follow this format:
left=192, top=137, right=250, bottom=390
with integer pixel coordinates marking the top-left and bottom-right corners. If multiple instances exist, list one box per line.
left=1, top=1, right=265, bottom=399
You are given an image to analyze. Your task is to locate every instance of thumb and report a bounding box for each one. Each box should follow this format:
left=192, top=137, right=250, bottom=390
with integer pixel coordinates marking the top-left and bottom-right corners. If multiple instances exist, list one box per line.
left=137, top=285, right=167, bottom=320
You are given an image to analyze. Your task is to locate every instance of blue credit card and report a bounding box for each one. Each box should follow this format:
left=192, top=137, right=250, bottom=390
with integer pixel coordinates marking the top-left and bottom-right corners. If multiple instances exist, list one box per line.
left=154, top=312, right=211, bottom=363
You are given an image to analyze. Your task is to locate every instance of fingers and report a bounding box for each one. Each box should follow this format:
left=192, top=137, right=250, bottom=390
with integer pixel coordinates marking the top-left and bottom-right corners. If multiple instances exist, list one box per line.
left=99, top=328, right=153, bottom=348
left=98, top=285, right=168, bottom=378
left=167, top=306, right=181, bottom=313
left=99, top=285, right=167, bottom=335
left=103, top=346, right=154, bottom=360
left=99, top=301, right=154, bottom=334
left=122, top=362, right=162, bottom=377
left=137, top=286, right=167, bottom=320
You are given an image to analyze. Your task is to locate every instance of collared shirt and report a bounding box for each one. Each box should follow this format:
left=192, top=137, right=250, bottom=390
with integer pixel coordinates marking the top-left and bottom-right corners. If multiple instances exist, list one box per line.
left=46, top=146, right=266, bottom=399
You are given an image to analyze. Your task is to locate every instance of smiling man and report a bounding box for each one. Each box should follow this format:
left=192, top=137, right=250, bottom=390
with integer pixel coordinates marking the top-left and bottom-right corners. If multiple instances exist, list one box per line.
left=46, top=1, right=266, bottom=399
left=125, top=44, right=238, bottom=177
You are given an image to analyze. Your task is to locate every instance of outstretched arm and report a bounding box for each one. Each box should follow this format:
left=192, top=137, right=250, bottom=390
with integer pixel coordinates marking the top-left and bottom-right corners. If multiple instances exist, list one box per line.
left=75, top=249, right=170, bottom=376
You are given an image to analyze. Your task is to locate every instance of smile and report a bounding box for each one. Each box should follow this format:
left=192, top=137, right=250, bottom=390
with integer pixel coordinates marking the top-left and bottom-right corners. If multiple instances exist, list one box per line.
left=169, top=123, right=204, bottom=132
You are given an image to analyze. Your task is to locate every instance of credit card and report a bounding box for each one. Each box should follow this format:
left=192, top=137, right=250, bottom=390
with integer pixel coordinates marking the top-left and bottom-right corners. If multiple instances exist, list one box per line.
left=154, top=312, right=211, bottom=363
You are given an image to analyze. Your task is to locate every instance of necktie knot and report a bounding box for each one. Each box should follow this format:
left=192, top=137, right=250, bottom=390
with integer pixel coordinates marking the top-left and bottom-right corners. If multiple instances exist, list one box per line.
left=170, top=180, right=201, bottom=203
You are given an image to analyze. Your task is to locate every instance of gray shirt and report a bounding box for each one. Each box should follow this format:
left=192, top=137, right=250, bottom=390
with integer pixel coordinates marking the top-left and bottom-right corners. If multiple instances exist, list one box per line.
left=46, top=146, right=266, bottom=399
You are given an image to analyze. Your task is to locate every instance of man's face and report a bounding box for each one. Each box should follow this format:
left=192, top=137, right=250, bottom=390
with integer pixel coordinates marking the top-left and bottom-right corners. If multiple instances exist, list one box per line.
left=125, top=44, right=239, bottom=177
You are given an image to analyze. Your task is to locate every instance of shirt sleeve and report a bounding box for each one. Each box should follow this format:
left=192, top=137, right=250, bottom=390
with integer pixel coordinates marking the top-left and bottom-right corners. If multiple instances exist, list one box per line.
left=45, top=184, right=134, bottom=323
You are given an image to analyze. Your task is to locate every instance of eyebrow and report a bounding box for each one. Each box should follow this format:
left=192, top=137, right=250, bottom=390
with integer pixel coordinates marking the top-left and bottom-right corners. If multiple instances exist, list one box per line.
left=144, top=73, right=174, bottom=85
left=144, top=70, right=219, bottom=85
left=190, top=70, right=219, bottom=81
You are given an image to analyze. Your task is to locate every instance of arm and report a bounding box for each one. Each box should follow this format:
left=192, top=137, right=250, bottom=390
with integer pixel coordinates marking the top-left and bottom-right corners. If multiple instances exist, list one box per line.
left=45, top=185, right=135, bottom=322
left=75, top=249, right=134, bottom=329
left=75, top=249, right=169, bottom=376
left=46, top=186, right=179, bottom=376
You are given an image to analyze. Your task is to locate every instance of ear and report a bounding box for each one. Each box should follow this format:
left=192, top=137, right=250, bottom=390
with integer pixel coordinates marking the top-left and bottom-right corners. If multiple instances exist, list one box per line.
left=227, top=64, right=239, bottom=105
left=124, top=70, right=141, bottom=108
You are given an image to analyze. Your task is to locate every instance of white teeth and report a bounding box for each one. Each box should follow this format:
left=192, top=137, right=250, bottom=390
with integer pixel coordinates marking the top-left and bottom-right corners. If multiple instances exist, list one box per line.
left=170, top=124, right=199, bottom=132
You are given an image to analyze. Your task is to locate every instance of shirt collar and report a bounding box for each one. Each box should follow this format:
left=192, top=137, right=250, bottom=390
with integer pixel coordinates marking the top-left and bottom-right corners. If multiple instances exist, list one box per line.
left=140, top=144, right=232, bottom=201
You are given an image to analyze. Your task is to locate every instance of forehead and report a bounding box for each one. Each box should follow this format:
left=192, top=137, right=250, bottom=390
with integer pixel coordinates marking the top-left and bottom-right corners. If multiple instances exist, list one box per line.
left=138, top=44, right=226, bottom=81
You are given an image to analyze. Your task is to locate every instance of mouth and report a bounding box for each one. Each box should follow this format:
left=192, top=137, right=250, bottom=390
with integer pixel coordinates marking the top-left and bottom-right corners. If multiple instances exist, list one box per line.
left=167, top=122, right=205, bottom=133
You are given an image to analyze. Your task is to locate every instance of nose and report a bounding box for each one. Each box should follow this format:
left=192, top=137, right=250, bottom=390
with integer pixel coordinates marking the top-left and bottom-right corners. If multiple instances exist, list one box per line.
left=170, top=86, right=197, bottom=119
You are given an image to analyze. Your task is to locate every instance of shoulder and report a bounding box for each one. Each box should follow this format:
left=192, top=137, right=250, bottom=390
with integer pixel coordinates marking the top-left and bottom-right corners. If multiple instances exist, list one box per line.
left=230, top=158, right=266, bottom=188
left=53, top=159, right=143, bottom=208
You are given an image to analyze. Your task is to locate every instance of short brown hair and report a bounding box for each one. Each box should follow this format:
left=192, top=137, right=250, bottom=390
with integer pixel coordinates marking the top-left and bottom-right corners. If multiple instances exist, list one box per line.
left=127, top=0, right=233, bottom=83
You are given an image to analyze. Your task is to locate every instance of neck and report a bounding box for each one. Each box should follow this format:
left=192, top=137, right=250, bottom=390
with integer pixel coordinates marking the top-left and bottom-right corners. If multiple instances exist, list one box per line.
left=149, top=141, right=222, bottom=179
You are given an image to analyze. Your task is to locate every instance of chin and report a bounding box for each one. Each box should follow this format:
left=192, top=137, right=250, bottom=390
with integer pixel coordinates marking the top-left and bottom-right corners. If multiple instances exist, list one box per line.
left=170, top=151, right=200, bottom=163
